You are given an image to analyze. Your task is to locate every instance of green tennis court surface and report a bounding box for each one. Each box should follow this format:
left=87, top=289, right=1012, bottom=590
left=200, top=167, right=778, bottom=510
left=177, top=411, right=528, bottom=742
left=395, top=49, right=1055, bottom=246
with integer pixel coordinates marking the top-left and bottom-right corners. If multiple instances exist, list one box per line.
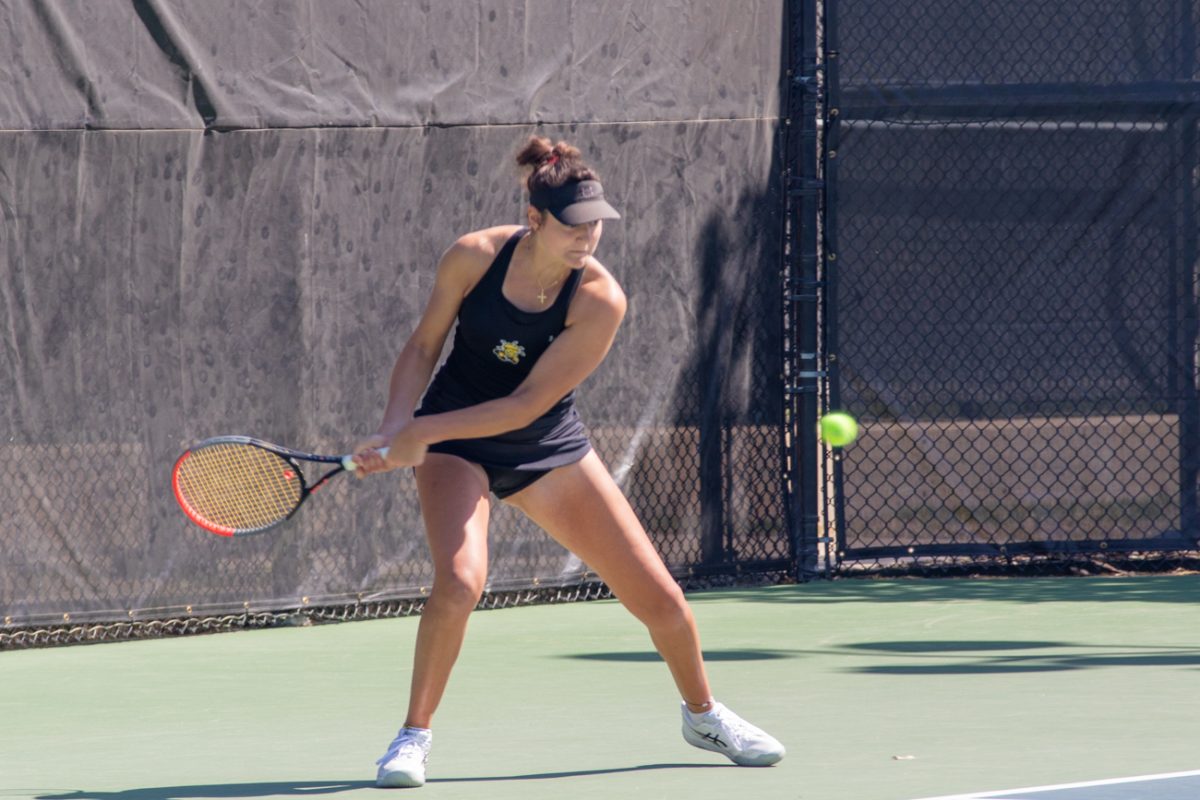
left=2, top=575, right=1197, bottom=800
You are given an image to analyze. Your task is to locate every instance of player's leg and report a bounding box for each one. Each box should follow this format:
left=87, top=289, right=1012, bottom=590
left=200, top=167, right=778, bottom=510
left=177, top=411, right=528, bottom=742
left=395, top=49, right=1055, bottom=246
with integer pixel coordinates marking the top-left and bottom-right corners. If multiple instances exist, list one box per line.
left=505, top=450, right=785, bottom=766
left=376, top=452, right=491, bottom=788
left=407, top=452, right=492, bottom=727
left=506, top=451, right=710, bottom=702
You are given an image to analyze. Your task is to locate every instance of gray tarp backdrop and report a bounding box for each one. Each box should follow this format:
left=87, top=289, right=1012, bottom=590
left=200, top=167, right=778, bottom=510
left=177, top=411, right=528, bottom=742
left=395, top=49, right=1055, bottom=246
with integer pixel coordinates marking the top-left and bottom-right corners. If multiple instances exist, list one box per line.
left=0, top=1, right=789, bottom=626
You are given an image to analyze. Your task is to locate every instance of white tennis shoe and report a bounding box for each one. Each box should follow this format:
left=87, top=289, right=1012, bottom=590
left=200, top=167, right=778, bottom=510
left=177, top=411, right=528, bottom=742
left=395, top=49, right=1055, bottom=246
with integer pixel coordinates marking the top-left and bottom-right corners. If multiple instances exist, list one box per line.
left=681, top=701, right=786, bottom=766
left=375, top=727, right=432, bottom=788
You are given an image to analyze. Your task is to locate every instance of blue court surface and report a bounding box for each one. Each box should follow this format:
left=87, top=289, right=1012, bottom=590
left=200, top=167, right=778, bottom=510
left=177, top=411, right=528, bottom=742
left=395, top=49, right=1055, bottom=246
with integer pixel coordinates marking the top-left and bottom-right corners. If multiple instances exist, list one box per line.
left=915, top=770, right=1200, bottom=800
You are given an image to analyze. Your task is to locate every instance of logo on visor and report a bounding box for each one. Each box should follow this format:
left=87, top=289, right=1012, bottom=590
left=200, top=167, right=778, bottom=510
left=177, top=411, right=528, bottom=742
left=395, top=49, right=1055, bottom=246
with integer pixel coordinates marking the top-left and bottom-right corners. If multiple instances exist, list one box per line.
left=575, top=182, right=601, bottom=199
left=493, top=339, right=526, bottom=365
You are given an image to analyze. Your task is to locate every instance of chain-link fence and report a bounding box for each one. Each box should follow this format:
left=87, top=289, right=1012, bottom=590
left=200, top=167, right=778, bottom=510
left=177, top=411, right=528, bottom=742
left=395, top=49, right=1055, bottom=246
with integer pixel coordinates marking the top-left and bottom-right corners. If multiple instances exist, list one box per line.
left=817, top=0, right=1200, bottom=574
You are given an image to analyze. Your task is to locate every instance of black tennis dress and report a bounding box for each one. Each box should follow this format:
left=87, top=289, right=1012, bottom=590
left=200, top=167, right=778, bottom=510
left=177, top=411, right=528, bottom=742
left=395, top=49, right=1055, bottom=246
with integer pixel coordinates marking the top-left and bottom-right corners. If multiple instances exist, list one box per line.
left=414, top=228, right=593, bottom=497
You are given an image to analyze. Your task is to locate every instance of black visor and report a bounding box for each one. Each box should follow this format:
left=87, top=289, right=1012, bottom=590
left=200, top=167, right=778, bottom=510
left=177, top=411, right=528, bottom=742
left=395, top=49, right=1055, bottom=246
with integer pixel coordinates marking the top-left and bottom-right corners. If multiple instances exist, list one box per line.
left=529, top=179, right=621, bottom=225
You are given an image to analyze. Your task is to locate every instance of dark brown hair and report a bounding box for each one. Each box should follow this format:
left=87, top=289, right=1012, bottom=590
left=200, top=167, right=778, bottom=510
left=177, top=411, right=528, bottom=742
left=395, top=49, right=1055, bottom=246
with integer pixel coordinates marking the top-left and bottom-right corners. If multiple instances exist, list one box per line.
left=515, top=136, right=599, bottom=195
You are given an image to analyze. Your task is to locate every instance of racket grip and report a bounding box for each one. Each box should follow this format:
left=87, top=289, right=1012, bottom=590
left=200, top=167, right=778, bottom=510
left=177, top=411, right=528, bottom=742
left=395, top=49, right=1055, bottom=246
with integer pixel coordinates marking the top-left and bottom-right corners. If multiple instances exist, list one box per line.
left=343, top=446, right=391, bottom=471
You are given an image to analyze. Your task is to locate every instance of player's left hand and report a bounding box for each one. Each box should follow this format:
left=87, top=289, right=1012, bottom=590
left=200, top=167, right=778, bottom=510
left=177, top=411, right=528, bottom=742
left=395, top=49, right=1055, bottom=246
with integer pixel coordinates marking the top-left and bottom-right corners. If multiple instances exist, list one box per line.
left=382, top=425, right=428, bottom=470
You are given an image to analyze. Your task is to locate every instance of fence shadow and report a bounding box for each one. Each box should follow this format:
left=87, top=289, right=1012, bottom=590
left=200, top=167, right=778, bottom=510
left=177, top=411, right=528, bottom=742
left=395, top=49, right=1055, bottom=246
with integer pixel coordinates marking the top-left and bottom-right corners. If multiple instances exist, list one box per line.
left=685, top=574, right=1200, bottom=605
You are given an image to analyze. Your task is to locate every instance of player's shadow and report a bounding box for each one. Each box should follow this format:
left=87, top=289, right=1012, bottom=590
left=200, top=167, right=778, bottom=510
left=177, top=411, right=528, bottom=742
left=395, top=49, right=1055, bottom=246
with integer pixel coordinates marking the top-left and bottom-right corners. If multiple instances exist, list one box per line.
left=36, top=785, right=374, bottom=800
left=35, top=765, right=730, bottom=799
left=564, top=647, right=799, bottom=662
left=430, top=762, right=731, bottom=782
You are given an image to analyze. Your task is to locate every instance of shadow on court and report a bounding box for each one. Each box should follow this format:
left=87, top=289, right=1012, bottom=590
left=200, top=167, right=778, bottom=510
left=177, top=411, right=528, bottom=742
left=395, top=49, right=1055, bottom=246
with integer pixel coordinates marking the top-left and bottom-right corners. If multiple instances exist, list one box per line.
left=688, top=574, right=1200, bottom=606
left=35, top=786, right=375, bottom=800
left=31, top=764, right=731, bottom=800
left=563, top=647, right=800, bottom=662
left=428, top=762, right=730, bottom=783
left=840, top=639, right=1200, bottom=674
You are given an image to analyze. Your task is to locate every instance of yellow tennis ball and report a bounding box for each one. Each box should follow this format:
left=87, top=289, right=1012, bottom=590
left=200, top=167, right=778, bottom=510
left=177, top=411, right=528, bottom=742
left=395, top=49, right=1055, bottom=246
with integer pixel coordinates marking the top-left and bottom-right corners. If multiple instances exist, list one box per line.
left=819, top=412, right=858, bottom=447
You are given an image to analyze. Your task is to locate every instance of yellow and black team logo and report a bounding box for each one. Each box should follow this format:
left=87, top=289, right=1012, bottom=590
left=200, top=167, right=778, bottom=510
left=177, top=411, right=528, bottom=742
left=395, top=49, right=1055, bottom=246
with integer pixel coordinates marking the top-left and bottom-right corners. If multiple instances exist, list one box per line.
left=493, top=339, right=526, bottom=365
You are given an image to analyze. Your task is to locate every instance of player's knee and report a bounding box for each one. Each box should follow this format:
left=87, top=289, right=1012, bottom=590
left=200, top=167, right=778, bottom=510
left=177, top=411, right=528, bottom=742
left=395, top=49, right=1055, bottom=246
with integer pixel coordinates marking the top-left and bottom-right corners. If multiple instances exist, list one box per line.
left=635, top=586, right=692, bottom=632
left=431, top=570, right=487, bottom=612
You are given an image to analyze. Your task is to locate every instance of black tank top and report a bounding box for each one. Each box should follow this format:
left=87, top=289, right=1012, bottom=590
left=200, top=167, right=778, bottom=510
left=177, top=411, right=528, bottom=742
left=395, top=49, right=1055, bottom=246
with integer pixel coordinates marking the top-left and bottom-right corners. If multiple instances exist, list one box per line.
left=416, top=228, right=592, bottom=470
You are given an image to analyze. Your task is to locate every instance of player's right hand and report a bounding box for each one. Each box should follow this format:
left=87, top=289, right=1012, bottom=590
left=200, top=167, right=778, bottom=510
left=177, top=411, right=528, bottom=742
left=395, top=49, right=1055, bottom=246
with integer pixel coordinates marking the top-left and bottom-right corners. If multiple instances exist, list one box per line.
left=350, top=434, right=392, bottom=477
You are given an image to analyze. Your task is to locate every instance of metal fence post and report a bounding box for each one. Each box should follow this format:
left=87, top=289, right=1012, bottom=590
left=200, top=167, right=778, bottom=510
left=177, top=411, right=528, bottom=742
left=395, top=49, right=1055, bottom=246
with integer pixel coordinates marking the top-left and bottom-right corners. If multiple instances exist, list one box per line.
left=784, top=0, right=826, bottom=578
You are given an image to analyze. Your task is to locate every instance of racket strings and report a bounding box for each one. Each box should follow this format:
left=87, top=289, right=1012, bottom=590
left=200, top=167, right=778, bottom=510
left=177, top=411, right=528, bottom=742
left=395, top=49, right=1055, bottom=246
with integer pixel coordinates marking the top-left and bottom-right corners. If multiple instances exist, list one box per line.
left=175, top=444, right=303, bottom=532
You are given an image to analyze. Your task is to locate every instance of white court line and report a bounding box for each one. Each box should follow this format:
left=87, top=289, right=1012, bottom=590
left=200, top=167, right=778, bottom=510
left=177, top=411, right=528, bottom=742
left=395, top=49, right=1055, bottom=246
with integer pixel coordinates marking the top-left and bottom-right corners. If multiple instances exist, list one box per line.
left=912, top=769, right=1200, bottom=800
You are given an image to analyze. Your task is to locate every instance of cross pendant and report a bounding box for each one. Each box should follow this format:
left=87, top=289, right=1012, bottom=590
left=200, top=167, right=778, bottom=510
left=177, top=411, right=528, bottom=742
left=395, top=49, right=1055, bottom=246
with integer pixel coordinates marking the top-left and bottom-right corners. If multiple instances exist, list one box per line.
left=537, top=288, right=548, bottom=304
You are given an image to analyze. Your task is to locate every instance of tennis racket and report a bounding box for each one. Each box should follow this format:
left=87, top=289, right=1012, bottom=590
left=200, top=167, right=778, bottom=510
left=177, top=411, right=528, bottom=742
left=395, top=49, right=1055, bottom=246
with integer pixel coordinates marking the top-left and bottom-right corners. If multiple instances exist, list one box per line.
left=171, top=435, right=389, bottom=537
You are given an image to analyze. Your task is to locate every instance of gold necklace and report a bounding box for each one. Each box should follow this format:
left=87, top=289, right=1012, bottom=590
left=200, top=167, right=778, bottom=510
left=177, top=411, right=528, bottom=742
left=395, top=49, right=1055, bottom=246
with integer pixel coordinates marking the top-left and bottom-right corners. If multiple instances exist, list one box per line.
left=526, top=233, right=566, bottom=304
left=536, top=271, right=563, bottom=305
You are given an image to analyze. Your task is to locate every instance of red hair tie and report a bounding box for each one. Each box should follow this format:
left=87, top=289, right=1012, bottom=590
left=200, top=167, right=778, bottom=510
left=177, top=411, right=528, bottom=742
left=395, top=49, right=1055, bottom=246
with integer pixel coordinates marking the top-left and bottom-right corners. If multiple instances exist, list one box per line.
left=545, top=153, right=559, bottom=167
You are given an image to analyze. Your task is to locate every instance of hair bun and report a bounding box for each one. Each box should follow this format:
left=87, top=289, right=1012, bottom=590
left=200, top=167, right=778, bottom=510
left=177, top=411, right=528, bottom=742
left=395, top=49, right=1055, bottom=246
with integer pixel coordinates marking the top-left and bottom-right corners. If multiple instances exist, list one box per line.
left=515, top=136, right=598, bottom=192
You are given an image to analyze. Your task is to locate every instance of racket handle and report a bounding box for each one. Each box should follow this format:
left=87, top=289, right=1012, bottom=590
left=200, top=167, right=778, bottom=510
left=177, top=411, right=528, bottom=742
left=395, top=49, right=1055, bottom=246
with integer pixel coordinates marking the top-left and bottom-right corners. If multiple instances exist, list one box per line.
left=342, top=446, right=391, bottom=472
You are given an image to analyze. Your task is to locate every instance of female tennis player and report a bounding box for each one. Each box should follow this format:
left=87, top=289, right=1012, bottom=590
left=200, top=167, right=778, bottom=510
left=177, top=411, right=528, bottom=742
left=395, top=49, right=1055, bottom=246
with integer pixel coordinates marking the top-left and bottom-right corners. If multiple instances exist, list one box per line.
left=351, top=136, right=785, bottom=788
